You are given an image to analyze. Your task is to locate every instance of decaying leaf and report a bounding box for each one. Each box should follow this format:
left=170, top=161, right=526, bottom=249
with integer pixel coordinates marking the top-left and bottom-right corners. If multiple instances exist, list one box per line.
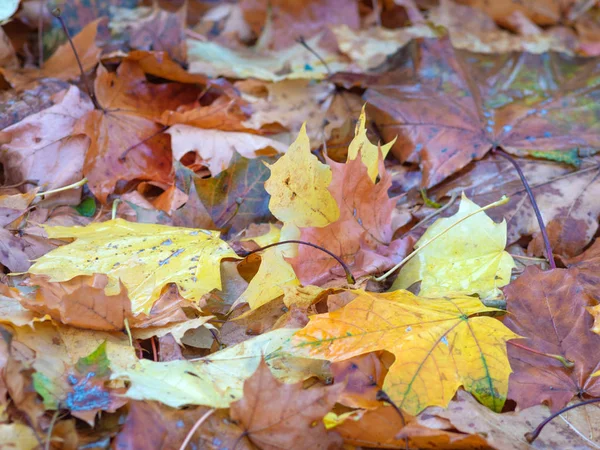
left=26, top=219, right=238, bottom=314
left=291, top=289, right=518, bottom=414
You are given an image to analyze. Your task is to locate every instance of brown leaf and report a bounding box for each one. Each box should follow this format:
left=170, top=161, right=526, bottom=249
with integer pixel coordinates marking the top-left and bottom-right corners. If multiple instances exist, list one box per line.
left=366, top=36, right=600, bottom=187
left=76, top=63, right=177, bottom=202
left=564, top=238, right=600, bottom=300
left=0, top=228, right=31, bottom=272
left=1, top=19, right=103, bottom=90
left=420, top=390, right=600, bottom=450
left=113, top=402, right=251, bottom=450
left=331, top=352, right=388, bottom=409
left=0, top=85, right=93, bottom=205
left=289, top=157, right=411, bottom=285
left=503, top=266, right=600, bottom=411
left=21, top=274, right=132, bottom=332
left=230, top=359, right=343, bottom=450
left=240, top=0, right=359, bottom=50
left=527, top=217, right=590, bottom=259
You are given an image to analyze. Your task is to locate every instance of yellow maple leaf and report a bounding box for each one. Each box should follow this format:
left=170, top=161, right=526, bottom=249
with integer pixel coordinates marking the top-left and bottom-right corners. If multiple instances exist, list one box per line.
left=26, top=219, right=238, bottom=314
left=392, top=193, right=515, bottom=299
left=291, top=289, right=518, bottom=415
left=234, top=246, right=300, bottom=310
left=264, top=124, right=339, bottom=228
left=347, top=106, right=396, bottom=182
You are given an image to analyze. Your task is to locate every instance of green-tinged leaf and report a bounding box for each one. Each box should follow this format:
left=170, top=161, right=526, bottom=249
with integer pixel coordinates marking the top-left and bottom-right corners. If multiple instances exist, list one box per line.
left=74, top=197, right=97, bottom=217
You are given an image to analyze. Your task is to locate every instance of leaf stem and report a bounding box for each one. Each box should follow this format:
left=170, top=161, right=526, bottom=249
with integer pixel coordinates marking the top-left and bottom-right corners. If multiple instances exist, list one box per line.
left=35, top=178, right=87, bottom=197
left=374, top=195, right=510, bottom=282
left=241, top=240, right=356, bottom=284
left=376, top=390, right=409, bottom=450
left=51, top=8, right=101, bottom=110
left=493, top=149, right=555, bottom=269
left=508, top=340, right=574, bottom=368
left=526, top=397, right=600, bottom=443
left=296, top=36, right=332, bottom=75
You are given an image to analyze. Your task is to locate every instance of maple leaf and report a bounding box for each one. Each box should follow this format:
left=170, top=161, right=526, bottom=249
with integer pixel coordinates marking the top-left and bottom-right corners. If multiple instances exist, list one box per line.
left=288, top=156, right=408, bottom=285
left=110, top=5, right=186, bottom=62
left=0, top=85, right=93, bottom=204
left=167, top=126, right=286, bottom=177
left=26, top=219, right=238, bottom=314
left=20, top=274, right=133, bottom=332
left=347, top=106, right=397, bottom=182
left=264, top=124, right=339, bottom=227
left=291, top=289, right=518, bottom=415
left=366, top=36, right=600, bottom=187
left=419, top=390, right=600, bottom=450
left=33, top=342, right=126, bottom=425
left=392, top=193, right=515, bottom=299
left=113, top=328, right=327, bottom=408
left=75, top=61, right=199, bottom=203
left=563, top=238, right=600, bottom=299
left=240, top=0, right=359, bottom=50
left=230, top=358, right=343, bottom=450
left=1, top=19, right=102, bottom=90
left=430, top=153, right=600, bottom=251
left=194, top=155, right=278, bottom=235
left=503, top=266, right=600, bottom=411
left=113, top=402, right=251, bottom=450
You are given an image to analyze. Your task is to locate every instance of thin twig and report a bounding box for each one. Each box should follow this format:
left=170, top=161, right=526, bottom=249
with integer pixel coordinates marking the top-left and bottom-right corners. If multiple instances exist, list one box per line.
left=241, top=240, right=355, bottom=284
left=526, top=398, right=600, bottom=443
left=45, top=409, right=61, bottom=450
left=409, top=191, right=458, bottom=232
left=51, top=9, right=101, bottom=109
left=178, top=409, right=216, bottom=450
left=297, top=36, right=331, bottom=75
left=494, top=148, right=555, bottom=269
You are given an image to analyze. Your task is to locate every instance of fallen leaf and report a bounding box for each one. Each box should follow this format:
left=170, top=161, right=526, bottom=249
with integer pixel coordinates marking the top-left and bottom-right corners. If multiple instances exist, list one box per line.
left=0, top=228, right=31, bottom=272
left=167, top=125, right=286, bottom=177
left=420, top=390, right=600, bottom=450
left=457, top=0, right=563, bottom=27
left=193, top=155, right=278, bottom=236
left=240, top=0, right=359, bottom=50
left=289, top=156, right=406, bottom=285
left=0, top=423, right=39, bottom=450
left=26, top=219, right=238, bottom=314
left=392, top=193, right=515, bottom=299
left=75, top=62, right=193, bottom=202
left=132, top=316, right=214, bottom=345
left=563, top=237, right=600, bottom=299
left=113, top=401, right=251, bottom=450
left=230, top=358, right=343, bottom=450
left=347, top=106, right=397, bottom=182
left=366, top=36, right=600, bottom=187
left=0, top=85, right=92, bottom=203
left=110, top=5, right=186, bottom=62
left=503, top=266, right=600, bottom=411
left=20, top=274, right=132, bottom=331
left=112, top=328, right=323, bottom=408
left=1, top=19, right=102, bottom=89
left=187, top=35, right=346, bottom=81
left=264, top=125, right=339, bottom=227
left=331, top=352, right=388, bottom=409
left=234, top=246, right=300, bottom=310
left=291, top=289, right=518, bottom=414
left=33, top=341, right=127, bottom=425
left=238, top=79, right=337, bottom=144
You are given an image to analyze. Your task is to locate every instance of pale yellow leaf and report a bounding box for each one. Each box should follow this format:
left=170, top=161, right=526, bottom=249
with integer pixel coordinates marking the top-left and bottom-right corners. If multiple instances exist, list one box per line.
left=392, top=193, right=515, bottom=299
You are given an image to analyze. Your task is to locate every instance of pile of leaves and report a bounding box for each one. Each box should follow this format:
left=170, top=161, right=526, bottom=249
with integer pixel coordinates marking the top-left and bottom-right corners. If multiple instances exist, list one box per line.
left=1, top=0, right=600, bottom=448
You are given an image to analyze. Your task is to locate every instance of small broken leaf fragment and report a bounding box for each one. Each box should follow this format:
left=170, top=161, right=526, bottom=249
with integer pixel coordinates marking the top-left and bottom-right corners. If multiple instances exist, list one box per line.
left=392, top=193, right=515, bottom=299
left=347, top=106, right=396, bottom=182
left=26, top=219, right=238, bottom=314
left=230, top=359, right=343, bottom=450
left=291, top=289, right=518, bottom=415
left=264, top=124, right=339, bottom=227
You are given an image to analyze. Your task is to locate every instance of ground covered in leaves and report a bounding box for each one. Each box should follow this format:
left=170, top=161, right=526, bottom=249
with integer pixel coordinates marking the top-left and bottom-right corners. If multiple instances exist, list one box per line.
left=1, top=0, right=600, bottom=449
